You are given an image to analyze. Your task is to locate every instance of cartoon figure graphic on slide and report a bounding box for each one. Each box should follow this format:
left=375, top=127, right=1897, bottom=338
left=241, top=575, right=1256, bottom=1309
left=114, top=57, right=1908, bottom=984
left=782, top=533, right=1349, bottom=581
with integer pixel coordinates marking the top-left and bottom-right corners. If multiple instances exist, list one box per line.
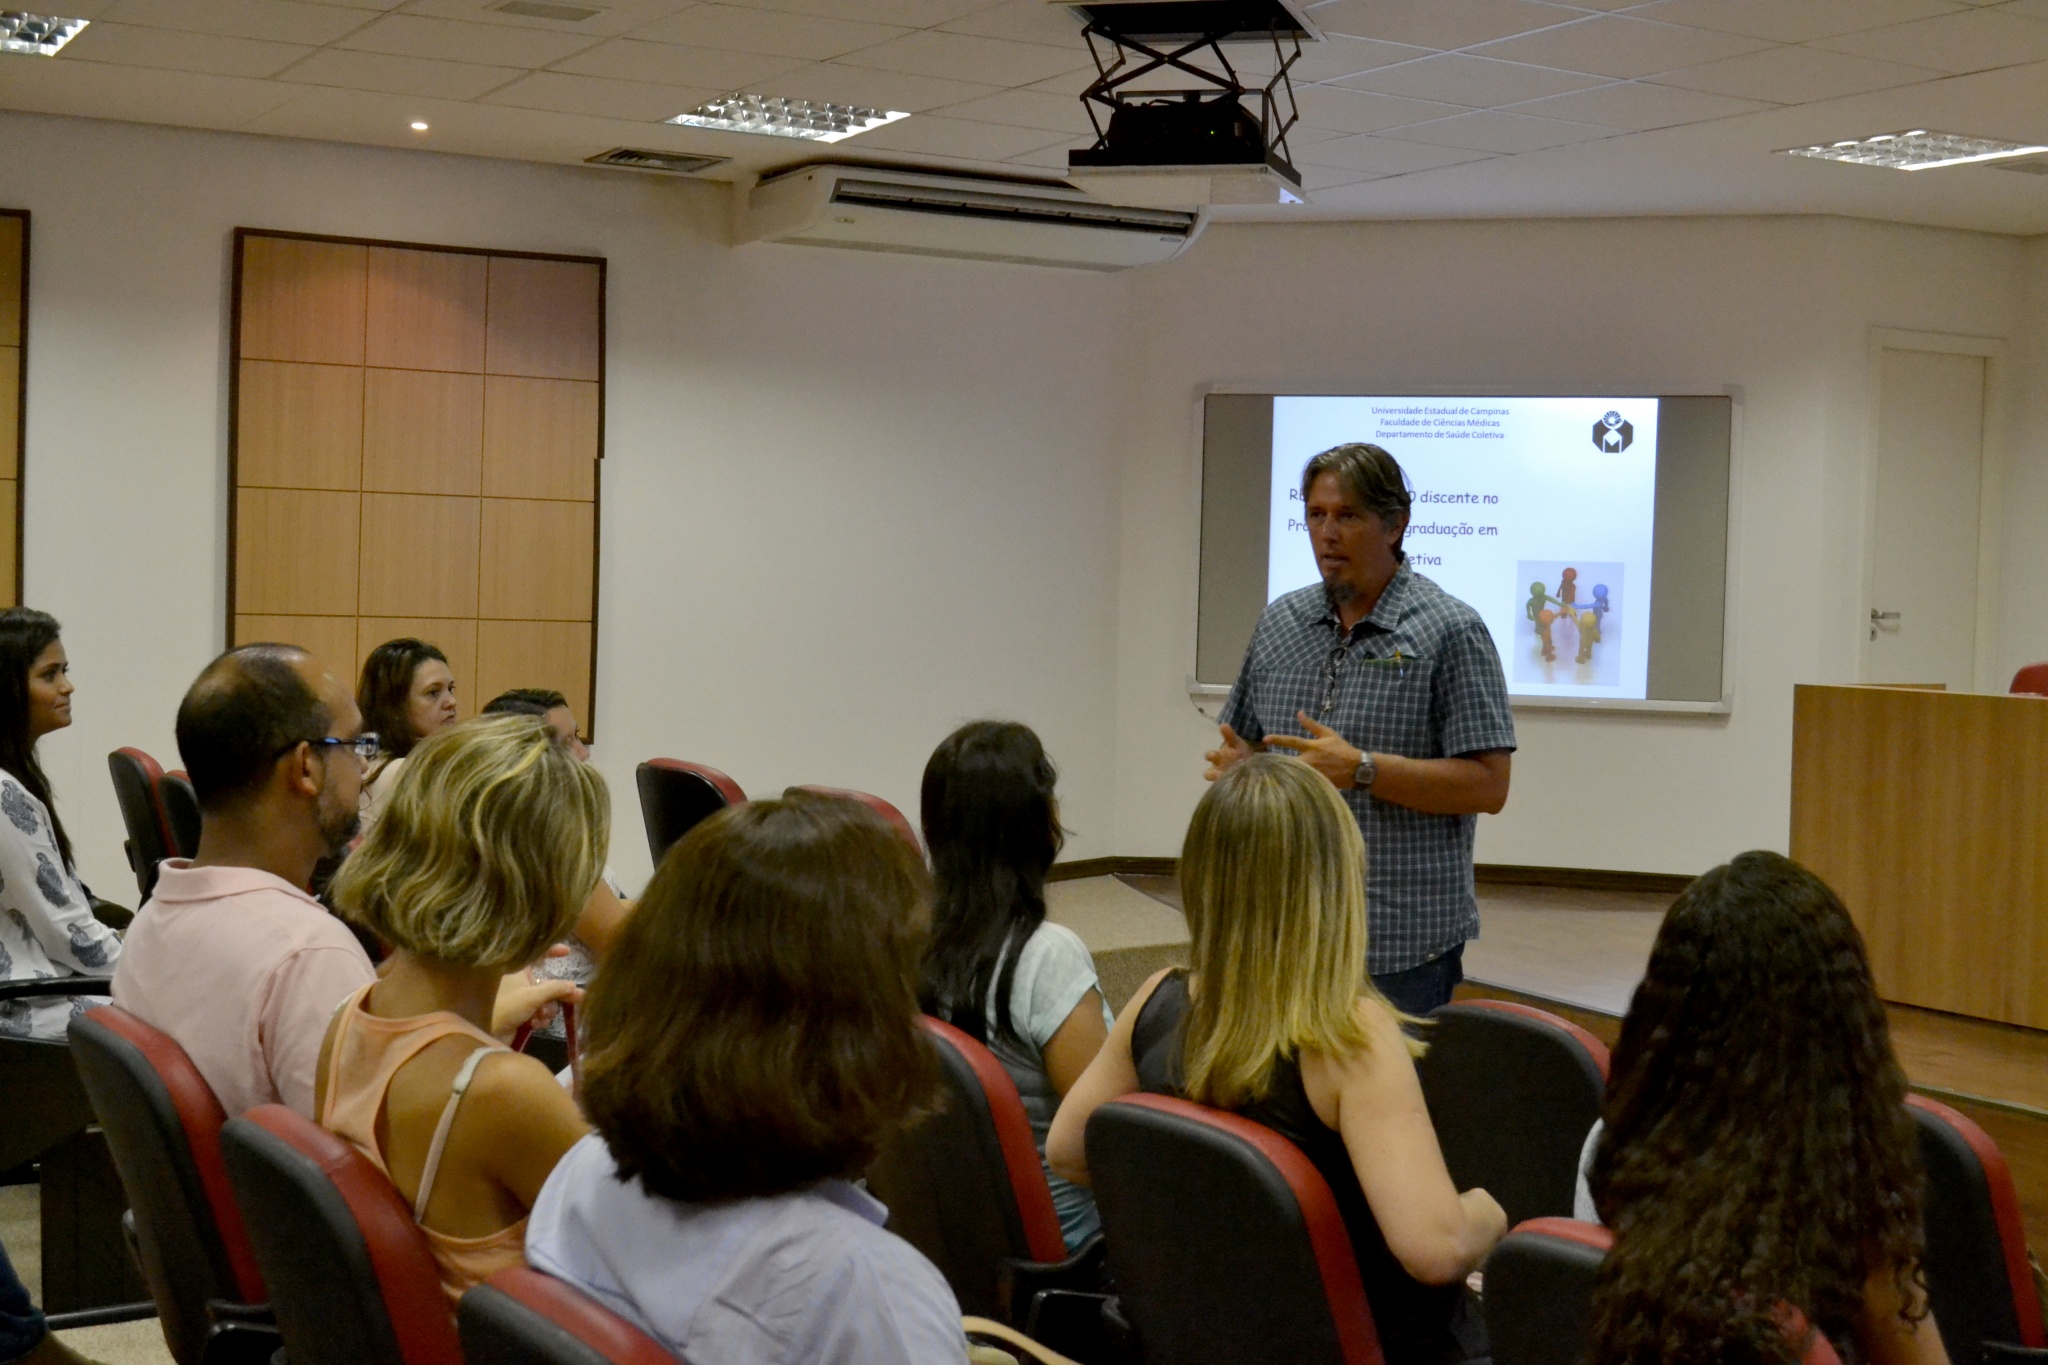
left=1516, top=561, right=1622, bottom=685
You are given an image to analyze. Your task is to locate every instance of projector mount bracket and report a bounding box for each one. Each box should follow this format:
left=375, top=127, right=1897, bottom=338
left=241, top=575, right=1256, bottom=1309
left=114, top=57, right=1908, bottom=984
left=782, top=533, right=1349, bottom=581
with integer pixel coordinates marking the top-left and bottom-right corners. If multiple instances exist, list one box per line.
left=1063, top=1, right=1316, bottom=188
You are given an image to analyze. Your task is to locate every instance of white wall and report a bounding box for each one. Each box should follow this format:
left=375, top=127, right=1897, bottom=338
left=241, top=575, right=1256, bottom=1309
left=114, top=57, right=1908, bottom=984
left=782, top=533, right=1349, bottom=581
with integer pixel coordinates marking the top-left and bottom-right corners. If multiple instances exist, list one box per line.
left=0, top=111, right=1131, bottom=899
left=2004, top=235, right=2048, bottom=684
left=1112, top=215, right=2034, bottom=874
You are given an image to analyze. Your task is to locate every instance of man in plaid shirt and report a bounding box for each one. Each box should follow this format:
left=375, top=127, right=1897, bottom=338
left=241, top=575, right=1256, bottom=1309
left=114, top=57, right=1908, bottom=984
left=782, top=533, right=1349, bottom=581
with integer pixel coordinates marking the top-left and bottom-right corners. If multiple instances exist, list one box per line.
left=1208, top=443, right=1516, bottom=1014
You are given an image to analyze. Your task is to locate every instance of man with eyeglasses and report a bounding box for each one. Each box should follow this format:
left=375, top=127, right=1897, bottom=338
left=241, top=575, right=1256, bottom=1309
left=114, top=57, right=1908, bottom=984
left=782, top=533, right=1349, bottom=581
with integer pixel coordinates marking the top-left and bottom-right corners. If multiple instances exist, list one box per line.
left=112, top=644, right=572, bottom=1118
left=1205, top=444, right=1515, bottom=1015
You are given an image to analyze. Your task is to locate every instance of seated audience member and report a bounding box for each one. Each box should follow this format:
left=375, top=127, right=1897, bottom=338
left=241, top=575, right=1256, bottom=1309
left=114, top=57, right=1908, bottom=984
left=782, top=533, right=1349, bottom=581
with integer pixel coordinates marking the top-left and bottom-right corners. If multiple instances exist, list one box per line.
left=355, top=638, right=459, bottom=834
left=1585, top=851, right=1947, bottom=1365
left=526, top=796, right=967, bottom=1365
left=113, top=646, right=569, bottom=1117
left=919, top=720, right=1110, bottom=1251
left=482, top=687, right=588, bottom=760
left=1047, top=754, right=1504, bottom=1365
left=319, top=715, right=604, bottom=1304
left=1, top=1240, right=97, bottom=1365
left=0, top=608, right=121, bottom=1038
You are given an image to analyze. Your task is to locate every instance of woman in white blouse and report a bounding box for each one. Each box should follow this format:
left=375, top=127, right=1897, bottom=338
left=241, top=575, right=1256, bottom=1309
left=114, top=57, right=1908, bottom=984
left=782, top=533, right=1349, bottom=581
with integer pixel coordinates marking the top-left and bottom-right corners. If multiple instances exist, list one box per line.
left=0, top=609, right=120, bottom=1039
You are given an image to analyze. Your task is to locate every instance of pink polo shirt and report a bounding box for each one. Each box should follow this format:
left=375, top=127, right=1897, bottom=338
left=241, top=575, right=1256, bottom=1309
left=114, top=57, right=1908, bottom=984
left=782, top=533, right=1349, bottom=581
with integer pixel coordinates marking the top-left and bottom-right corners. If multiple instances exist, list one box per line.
left=112, top=860, right=375, bottom=1119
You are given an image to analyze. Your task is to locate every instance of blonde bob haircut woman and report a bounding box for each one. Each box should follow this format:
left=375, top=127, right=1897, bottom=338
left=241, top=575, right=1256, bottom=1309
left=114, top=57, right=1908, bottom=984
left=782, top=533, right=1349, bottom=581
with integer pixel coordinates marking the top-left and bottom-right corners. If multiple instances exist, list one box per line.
left=333, top=714, right=609, bottom=969
left=1179, top=753, right=1421, bottom=1108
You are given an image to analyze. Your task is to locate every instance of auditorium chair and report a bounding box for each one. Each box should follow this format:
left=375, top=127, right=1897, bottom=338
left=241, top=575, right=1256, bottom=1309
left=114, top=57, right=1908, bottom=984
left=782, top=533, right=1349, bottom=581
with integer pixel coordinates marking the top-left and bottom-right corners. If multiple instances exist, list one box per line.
left=67, top=1006, right=276, bottom=1365
left=108, top=747, right=181, bottom=900
left=633, top=759, right=745, bottom=864
left=2011, top=663, right=2048, bottom=696
left=161, top=769, right=202, bottom=862
left=1086, top=1092, right=1384, bottom=1365
left=1414, top=1000, right=1609, bottom=1224
left=460, top=1266, right=671, bottom=1365
left=1483, top=1217, right=1845, bottom=1365
left=220, top=1104, right=462, bottom=1365
left=1907, top=1094, right=2048, bottom=1363
left=867, top=1017, right=1105, bottom=1342
left=787, top=784, right=922, bottom=854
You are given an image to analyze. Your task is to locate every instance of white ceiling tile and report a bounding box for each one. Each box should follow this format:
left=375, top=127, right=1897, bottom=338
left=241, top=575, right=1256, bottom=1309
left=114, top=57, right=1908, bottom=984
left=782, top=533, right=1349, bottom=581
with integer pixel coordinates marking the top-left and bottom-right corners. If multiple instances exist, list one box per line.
left=1334, top=53, right=1611, bottom=105
left=1469, top=14, right=1774, bottom=77
left=1379, top=108, right=1618, bottom=151
left=1293, top=83, right=1471, bottom=132
left=60, top=22, right=312, bottom=78
left=1501, top=78, right=1771, bottom=128
left=1293, top=132, right=1499, bottom=173
left=1810, top=8, right=2048, bottom=73
left=1233, top=34, right=1440, bottom=81
left=938, top=1, right=1088, bottom=47
left=939, top=86, right=1095, bottom=134
left=1022, top=63, right=1102, bottom=96
left=550, top=38, right=811, bottom=88
left=0, top=59, right=301, bottom=128
left=336, top=13, right=605, bottom=66
left=96, top=0, right=377, bottom=44
left=1296, top=165, right=1384, bottom=191
left=1648, top=44, right=1942, bottom=101
left=481, top=70, right=722, bottom=121
left=732, top=0, right=994, bottom=25
left=1307, top=0, right=1589, bottom=51
left=1002, top=139, right=1086, bottom=170
left=836, top=30, right=1091, bottom=86
left=743, top=61, right=1000, bottom=111
left=1999, top=0, right=2048, bottom=18
left=396, top=0, right=695, bottom=39
left=852, top=112, right=1066, bottom=160
left=624, top=6, right=910, bottom=61
left=282, top=48, right=526, bottom=99
left=1628, top=0, right=1966, bottom=44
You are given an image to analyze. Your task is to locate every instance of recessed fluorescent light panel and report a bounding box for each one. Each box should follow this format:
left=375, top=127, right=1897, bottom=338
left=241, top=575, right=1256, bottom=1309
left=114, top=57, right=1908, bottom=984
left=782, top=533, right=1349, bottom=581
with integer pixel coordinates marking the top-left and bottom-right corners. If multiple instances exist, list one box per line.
left=0, top=12, right=87, bottom=56
left=1784, top=129, right=2048, bottom=171
left=667, top=95, right=909, bottom=144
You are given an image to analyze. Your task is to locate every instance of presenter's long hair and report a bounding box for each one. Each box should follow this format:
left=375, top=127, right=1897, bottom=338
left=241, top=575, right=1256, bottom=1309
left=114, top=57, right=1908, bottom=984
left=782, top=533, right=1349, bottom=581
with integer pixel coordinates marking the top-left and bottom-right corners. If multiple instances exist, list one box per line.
left=0, top=608, right=73, bottom=870
left=1177, top=755, right=1418, bottom=1109
left=1587, top=850, right=1926, bottom=1365
left=918, top=720, right=1063, bottom=1046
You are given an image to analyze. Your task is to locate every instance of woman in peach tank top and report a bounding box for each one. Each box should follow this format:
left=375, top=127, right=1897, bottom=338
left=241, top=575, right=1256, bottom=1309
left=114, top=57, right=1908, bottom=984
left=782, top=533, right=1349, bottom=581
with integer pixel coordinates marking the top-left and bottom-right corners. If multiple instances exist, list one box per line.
left=316, top=714, right=611, bottom=1305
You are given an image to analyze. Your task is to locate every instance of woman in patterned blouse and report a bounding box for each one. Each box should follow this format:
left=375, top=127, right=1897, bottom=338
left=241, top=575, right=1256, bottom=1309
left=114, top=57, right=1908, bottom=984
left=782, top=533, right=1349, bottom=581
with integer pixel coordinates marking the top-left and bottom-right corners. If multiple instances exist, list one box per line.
left=0, top=608, right=120, bottom=1038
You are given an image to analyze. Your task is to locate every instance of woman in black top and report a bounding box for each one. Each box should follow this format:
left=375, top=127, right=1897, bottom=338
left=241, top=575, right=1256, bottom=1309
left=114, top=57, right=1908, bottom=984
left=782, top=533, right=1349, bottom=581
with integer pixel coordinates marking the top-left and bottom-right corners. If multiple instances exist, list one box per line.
left=1048, top=754, right=1503, bottom=1365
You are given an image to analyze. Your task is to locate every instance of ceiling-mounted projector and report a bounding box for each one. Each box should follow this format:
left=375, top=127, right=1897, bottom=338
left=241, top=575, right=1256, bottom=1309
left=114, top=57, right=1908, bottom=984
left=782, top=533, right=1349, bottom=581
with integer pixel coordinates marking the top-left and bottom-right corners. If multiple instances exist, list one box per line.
left=1056, top=0, right=1317, bottom=209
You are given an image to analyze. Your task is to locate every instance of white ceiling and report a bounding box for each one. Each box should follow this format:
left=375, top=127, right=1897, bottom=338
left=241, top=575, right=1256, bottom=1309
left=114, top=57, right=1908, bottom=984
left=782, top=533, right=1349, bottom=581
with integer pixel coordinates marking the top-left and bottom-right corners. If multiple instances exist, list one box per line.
left=3, top=0, right=2047, bottom=233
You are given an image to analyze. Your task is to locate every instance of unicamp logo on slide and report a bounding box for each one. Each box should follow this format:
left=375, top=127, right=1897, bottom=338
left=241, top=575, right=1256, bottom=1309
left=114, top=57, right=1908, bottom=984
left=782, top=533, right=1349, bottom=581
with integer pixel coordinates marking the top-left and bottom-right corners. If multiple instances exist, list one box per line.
left=1593, top=410, right=1634, bottom=453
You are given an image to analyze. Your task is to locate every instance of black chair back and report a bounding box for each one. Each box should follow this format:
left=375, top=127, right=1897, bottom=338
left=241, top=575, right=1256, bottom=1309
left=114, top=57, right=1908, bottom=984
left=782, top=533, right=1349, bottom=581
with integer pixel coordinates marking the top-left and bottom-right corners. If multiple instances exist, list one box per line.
left=1909, top=1094, right=2047, bottom=1363
left=633, top=760, right=744, bottom=864
left=1483, top=1217, right=1611, bottom=1365
left=1415, top=1000, right=1609, bottom=1225
left=461, top=1266, right=679, bottom=1365
left=108, top=747, right=176, bottom=899
left=161, top=771, right=201, bottom=860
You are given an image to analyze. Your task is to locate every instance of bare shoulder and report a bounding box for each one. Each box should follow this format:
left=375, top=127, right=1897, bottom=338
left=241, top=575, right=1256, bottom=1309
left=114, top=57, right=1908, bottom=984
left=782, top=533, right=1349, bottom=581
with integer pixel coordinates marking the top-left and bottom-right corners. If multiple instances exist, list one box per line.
left=465, top=1046, right=574, bottom=1111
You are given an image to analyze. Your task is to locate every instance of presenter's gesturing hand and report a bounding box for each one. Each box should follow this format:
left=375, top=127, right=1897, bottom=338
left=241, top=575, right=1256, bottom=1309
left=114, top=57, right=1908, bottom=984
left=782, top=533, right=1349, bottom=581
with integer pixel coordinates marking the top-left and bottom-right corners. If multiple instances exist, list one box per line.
left=1203, top=724, right=1254, bottom=781
left=1266, top=713, right=1363, bottom=788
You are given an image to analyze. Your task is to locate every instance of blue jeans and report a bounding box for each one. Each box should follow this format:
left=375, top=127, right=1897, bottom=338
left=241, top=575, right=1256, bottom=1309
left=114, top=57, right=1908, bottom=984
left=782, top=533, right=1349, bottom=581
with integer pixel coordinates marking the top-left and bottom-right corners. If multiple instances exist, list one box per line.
left=1372, top=944, right=1466, bottom=1017
left=0, top=1238, right=45, bottom=1363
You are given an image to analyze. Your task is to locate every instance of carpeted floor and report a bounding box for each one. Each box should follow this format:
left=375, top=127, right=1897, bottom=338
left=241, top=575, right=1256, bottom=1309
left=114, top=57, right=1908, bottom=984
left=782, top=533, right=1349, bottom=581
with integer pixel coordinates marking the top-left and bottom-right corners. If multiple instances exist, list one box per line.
left=0, top=1182, right=171, bottom=1365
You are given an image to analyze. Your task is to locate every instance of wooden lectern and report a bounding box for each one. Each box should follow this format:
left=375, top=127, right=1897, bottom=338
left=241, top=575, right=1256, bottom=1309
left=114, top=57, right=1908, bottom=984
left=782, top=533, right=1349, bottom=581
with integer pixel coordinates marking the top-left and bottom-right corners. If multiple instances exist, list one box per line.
left=1791, top=684, right=2048, bottom=1030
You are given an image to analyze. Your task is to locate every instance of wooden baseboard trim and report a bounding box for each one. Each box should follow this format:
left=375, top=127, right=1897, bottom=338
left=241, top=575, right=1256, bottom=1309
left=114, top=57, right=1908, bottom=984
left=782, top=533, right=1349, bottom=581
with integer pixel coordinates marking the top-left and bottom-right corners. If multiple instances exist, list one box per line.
left=1475, top=864, right=1693, bottom=895
left=1048, top=856, right=1178, bottom=883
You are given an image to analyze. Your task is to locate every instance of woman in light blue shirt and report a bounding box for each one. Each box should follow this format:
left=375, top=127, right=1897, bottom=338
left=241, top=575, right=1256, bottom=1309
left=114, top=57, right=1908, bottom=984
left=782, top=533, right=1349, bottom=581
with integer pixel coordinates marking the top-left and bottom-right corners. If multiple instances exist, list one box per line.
left=919, top=721, right=1111, bottom=1251
left=527, top=795, right=964, bottom=1365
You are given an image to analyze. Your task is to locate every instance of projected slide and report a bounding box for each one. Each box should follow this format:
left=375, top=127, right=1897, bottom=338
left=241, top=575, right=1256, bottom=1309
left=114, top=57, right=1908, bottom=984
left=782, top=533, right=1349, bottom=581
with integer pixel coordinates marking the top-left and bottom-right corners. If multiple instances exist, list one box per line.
left=1269, top=396, right=1660, bottom=700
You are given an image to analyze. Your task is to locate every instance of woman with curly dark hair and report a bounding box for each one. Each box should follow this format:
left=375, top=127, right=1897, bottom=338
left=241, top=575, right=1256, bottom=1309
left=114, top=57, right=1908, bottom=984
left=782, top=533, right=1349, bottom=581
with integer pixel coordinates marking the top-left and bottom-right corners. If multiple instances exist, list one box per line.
left=1587, top=850, right=1947, bottom=1365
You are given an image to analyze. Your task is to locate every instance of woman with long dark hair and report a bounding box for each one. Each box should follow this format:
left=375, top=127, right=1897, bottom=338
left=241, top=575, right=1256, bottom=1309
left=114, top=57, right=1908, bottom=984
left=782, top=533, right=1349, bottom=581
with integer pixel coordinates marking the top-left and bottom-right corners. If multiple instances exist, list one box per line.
left=920, top=720, right=1110, bottom=1250
left=1587, top=851, right=1946, bottom=1365
left=0, top=608, right=120, bottom=1038
left=354, top=638, right=458, bottom=835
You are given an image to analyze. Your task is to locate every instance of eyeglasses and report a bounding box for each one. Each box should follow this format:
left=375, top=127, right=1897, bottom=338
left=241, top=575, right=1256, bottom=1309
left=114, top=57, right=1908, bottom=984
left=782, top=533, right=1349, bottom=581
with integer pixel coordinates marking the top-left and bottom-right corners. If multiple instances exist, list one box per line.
left=279, top=734, right=381, bottom=763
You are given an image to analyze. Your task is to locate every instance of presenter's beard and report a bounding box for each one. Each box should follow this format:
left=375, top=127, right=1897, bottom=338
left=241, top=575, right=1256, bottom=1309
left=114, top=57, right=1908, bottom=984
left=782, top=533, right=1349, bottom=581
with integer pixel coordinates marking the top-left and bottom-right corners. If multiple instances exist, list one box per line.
left=1326, top=578, right=1358, bottom=606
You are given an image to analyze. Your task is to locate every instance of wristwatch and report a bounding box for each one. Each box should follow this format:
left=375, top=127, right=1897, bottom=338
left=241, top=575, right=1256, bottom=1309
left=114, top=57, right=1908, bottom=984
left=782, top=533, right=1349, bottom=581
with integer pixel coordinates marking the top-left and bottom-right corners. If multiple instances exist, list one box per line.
left=1353, top=752, right=1377, bottom=792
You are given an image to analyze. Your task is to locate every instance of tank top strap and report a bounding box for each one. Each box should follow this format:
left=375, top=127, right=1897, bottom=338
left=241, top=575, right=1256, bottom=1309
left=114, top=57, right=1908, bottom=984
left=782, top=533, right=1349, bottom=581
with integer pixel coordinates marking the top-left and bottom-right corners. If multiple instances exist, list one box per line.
left=412, top=1045, right=512, bottom=1220
left=319, top=987, right=508, bottom=1177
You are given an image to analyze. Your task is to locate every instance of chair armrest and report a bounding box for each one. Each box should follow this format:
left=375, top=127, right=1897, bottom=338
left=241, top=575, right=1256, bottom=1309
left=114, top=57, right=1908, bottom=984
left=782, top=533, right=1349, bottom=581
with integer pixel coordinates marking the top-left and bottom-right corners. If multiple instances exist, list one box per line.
left=1983, top=1347, right=2048, bottom=1362
left=91, top=896, right=134, bottom=932
left=0, top=976, right=113, bottom=1002
left=965, top=1316, right=1083, bottom=1365
left=998, top=1233, right=1108, bottom=1322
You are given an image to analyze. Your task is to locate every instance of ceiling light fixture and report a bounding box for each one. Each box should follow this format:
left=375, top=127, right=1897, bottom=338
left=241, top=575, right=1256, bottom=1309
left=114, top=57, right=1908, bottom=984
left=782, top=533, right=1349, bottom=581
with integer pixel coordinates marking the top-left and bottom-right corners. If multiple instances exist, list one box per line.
left=410, top=120, right=429, bottom=131
left=0, top=12, right=87, bottom=56
left=1783, top=129, right=2048, bottom=171
left=666, top=95, right=908, bottom=144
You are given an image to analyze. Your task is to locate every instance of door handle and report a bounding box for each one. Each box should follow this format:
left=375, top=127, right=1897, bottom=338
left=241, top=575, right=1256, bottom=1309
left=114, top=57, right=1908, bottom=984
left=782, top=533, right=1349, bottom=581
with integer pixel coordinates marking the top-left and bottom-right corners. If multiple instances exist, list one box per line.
left=1871, top=610, right=1902, bottom=622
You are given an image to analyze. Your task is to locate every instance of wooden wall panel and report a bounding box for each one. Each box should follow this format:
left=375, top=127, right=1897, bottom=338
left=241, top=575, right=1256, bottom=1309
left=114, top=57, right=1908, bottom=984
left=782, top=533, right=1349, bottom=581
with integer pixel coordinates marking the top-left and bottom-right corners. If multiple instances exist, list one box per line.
left=238, top=360, right=362, bottom=491
left=356, top=617, right=477, bottom=717
left=485, top=258, right=600, bottom=380
left=482, top=377, right=597, bottom=501
left=0, top=346, right=16, bottom=480
left=480, top=499, right=592, bottom=621
left=362, top=369, right=482, bottom=496
left=476, top=620, right=592, bottom=729
left=0, top=479, right=15, bottom=606
left=0, top=215, right=19, bottom=347
left=240, top=238, right=366, bottom=366
left=235, top=489, right=359, bottom=616
left=366, top=247, right=487, bottom=373
left=358, top=493, right=480, bottom=619
left=235, top=614, right=359, bottom=677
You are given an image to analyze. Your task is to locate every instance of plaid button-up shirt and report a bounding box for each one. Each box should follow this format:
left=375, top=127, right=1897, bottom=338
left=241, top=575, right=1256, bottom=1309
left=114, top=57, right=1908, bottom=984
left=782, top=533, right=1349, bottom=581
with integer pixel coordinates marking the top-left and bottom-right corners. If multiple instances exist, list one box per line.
left=1219, top=564, right=1517, bottom=974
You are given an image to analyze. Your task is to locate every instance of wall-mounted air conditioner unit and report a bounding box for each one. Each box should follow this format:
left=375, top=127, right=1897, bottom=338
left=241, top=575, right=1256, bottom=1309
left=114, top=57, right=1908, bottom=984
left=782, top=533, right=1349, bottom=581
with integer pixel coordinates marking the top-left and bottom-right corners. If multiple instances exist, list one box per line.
left=736, top=164, right=1202, bottom=271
